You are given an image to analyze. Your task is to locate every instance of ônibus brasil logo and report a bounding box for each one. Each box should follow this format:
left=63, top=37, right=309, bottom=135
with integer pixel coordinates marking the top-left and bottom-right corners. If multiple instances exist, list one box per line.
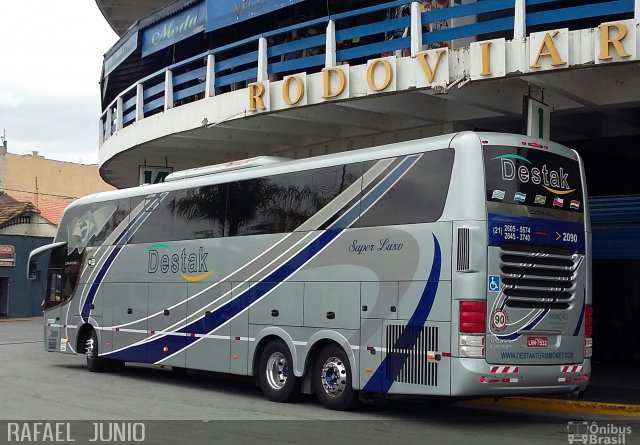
left=147, top=243, right=213, bottom=282
left=494, top=154, right=576, bottom=195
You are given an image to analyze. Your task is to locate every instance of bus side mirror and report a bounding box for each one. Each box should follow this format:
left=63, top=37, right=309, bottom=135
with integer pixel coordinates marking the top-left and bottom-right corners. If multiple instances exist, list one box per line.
left=27, top=260, right=39, bottom=281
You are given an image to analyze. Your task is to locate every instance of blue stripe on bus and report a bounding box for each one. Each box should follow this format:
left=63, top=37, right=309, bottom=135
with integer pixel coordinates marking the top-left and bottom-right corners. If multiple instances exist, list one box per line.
left=362, top=235, right=441, bottom=394
left=176, top=227, right=343, bottom=335
left=573, top=293, right=585, bottom=336
left=105, top=229, right=346, bottom=362
left=81, top=245, right=122, bottom=322
left=104, top=156, right=421, bottom=362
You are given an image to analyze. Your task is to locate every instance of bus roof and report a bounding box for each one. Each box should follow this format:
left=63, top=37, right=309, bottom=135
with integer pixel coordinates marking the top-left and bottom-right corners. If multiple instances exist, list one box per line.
left=73, top=131, right=576, bottom=210
left=75, top=132, right=461, bottom=208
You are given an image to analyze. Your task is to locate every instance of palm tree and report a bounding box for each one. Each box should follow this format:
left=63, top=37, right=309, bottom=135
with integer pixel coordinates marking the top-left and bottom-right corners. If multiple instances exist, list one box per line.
left=171, top=185, right=227, bottom=237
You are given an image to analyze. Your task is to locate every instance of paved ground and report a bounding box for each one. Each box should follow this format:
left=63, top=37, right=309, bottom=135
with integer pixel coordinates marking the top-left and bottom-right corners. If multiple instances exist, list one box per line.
left=0, top=318, right=637, bottom=444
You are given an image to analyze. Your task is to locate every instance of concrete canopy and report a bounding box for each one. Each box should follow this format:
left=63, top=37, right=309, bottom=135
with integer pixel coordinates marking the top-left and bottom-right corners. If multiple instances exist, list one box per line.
left=96, top=0, right=176, bottom=36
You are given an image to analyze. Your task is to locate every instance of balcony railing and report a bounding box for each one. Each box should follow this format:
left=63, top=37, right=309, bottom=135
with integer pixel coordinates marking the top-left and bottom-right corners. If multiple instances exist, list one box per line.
left=99, top=0, right=636, bottom=144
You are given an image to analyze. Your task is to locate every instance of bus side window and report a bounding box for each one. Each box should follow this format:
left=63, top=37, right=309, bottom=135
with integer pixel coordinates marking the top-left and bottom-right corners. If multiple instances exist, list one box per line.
left=288, top=163, right=362, bottom=228
left=354, top=149, right=455, bottom=228
left=226, top=175, right=290, bottom=236
left=172, top=185, right=228, bottom=240
left=91, top=199, right=131, bottom=246
left=130, top=193, right=176, bottom=244
left=227, top=163, right=361, bottom=236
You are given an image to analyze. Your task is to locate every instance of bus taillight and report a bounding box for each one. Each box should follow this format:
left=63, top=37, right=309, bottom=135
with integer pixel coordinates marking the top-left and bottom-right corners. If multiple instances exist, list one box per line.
left=459, top=301, right=486, bottom=333
left=459, top=301, right=486, bottom=358
left=584, top=305, right=593, bottom=358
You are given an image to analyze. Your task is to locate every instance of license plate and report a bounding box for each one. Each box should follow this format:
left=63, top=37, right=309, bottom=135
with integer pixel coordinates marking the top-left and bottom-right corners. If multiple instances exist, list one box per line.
left=527, top=336, right=548, bottom=348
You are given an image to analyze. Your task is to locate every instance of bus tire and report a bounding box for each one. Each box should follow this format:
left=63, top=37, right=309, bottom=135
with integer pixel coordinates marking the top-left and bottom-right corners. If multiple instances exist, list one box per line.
left=313, top=345, right=359, bottom=411
left=86, top=328, right=107, bottom=372
left=258, top=339, right=300, bottom=403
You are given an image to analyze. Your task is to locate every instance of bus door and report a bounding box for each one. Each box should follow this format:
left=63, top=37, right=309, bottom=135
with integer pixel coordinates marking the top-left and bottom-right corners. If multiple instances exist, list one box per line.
left=42, top=245, right=80, bottom=353
left=44, top=266, right=63, bottom=353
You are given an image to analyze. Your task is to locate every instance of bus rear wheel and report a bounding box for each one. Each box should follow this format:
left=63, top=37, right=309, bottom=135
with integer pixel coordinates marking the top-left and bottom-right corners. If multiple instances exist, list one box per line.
left=313, top=345, right=359, bottom=411
left=258, top=339, right=300, bottom=403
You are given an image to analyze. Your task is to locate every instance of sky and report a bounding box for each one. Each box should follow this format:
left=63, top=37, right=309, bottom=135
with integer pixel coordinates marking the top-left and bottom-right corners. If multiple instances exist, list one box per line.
left=0, top=0, right=118, bottom=165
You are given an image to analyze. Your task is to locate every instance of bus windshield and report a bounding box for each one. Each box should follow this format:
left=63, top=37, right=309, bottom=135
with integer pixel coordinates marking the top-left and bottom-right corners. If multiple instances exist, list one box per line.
left=43, top=246, right=82, bottom=310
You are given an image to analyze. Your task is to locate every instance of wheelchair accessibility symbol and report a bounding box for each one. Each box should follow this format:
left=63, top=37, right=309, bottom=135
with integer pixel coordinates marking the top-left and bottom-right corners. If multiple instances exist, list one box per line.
left=488, top=275, right=501, bottom=292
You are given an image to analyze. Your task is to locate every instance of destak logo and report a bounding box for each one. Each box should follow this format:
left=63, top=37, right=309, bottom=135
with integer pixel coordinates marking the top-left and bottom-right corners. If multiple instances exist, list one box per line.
left=147, top=243, right=213, bottom=282
left=494, top=154, right=576, bottom=195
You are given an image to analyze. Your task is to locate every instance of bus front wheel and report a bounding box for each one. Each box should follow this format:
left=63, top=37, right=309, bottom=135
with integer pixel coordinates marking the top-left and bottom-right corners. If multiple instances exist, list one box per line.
left=258, top=339, right=300, bottom=403
left=85, top=328, right=124, bottom=372
left=313, top=345, right=359, bottom=411
left=85, top=328, right=107, bottom=372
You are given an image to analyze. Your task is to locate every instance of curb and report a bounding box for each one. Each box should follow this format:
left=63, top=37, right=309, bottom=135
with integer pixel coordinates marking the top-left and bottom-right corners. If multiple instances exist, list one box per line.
left=466, top=397, right=640, bottom=417
left=0, top=317, right=42, bottom=323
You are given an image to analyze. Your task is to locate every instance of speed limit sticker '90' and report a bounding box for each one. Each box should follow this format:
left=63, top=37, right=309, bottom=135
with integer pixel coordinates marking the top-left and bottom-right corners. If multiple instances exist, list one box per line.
left=492, top=310, right=508, bottom=331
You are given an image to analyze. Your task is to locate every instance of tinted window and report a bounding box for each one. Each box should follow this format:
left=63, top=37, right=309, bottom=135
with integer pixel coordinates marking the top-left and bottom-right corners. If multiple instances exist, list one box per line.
left=56, top=205, right=84, bottom=245
left=130, top=192, right=176, bottom=244
left=44, top=247, right=81, bottom=309
left=226, top=164, right=362, bottom=236
left=57, top=204, right=95, bottom=253
left=354, top=150, right=454, bottom=227
left=227, top=175, right=290, bottom=236
left=172, top=185, right=227, bottom=240
left=289, top=164, right=361, bottom=229
left=101, top=162, right=363, bottom=242
left=91, top=199, right=131, bottom=246
left=483, top=145, right=584, bottom=213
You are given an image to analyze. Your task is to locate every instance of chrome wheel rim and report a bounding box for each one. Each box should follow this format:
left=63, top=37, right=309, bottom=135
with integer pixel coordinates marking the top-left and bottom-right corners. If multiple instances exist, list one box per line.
left=321, top=356, right=347, bottom=398
left=265, top=352, right=289, bottom=390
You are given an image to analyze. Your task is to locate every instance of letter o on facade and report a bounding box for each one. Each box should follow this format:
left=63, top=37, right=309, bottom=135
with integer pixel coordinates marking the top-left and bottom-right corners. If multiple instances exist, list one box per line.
left=282, top=75, right=304, bottom=105
left=367, top=59, right=393, bottom=92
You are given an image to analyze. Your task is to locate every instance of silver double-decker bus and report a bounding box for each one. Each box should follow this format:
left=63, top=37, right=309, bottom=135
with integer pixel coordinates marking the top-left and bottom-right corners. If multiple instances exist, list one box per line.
left=29, top=131, right=592, bottom=410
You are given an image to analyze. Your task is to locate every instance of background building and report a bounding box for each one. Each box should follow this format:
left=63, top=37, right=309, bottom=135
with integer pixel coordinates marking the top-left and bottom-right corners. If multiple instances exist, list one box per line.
left=0, top=139, right=114, bottom=317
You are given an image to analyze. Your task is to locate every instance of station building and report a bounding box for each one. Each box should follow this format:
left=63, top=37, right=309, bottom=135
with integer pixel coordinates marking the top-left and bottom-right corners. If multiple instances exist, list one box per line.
left=96, top=0, right=640, bottom=364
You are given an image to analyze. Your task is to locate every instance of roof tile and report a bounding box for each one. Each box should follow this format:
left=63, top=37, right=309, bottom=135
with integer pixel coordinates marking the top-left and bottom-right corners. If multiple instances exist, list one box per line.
left=0, top=202, right=39, bottom=226
left=6, top=194, right=71, bottom=225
